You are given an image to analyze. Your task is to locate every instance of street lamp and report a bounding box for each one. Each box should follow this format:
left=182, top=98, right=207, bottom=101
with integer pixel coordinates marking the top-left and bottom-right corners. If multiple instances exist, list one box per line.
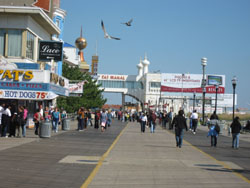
left=232, top=76, right=237, bottom=120
left=193, top=91, right=196, bottom=111
left=201, top=57, right=207, bottom=125
left=214, top=84, right=219, bottom=114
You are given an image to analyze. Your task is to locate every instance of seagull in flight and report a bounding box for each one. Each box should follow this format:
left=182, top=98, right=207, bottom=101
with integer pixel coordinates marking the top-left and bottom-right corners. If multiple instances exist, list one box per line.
left=101, top=20, right=121, bottom=40
left=121, top=18, right=133, bottom=26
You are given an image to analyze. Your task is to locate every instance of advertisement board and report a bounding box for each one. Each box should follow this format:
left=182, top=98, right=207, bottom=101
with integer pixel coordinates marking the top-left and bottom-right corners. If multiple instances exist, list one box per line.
left=38, top=41, right=63, bottom=61
left=0, top=90, right=58, bottom=100
left=161, top=73, right=225, bottom=94
left=207, top=75, right=223, bottom=85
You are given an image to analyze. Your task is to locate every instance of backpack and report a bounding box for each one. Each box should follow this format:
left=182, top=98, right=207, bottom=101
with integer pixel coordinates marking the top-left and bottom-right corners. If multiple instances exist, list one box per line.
left=215, top=123, right=220, bottom=133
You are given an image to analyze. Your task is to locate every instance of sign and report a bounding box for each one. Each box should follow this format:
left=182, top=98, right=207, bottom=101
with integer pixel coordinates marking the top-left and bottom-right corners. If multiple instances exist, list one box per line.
left=69, top=81, right=85, bottom=94
left=207, top=75, right=223, bottom=85
left=0, top=90, right=48, bottom=100
left=99, top=74, right=127, bottom=81
left=39, top=41, right=63, bottom=61
left=0, top=82, right=68, bottom=96
left=161, top=73, right=225, bottom=94
left=0, top=70, right=33, bottom=81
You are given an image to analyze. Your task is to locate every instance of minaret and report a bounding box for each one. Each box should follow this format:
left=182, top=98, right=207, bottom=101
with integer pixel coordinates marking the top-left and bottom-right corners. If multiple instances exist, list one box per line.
left=142, top=53, right=150, bottom=75
left=75, top=27, right=90, bottom=72
left=137, top=57, right=143, bottom=77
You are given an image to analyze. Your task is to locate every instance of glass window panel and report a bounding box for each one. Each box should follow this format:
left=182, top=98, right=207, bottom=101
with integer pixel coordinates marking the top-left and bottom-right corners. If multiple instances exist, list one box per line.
left=0, top=29, right=6, bottom=56
left=26, top=31, right=34, bottom=60
left=7, top=29, right=22, bottom=57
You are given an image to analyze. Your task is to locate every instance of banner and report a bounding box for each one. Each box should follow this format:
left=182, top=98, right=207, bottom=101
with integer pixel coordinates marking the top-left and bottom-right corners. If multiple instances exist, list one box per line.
left=161, top=73, right=225, bottom=94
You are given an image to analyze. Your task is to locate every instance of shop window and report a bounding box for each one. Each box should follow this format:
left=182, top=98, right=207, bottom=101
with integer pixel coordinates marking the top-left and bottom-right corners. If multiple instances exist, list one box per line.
left=26, top=31, right=35, bottom=60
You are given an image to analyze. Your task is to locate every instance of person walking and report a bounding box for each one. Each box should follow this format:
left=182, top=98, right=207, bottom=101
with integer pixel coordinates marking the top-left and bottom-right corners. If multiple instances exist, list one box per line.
left=191, top=110, right=198, bottom=134
left=77, top=107, right=85, bottom=131
left=167, top=109, right=173, bottom=130
left=172, top=110, right=188, bottom=148
left=1, top=105, right=11, bottom=137
left=0, top=103, right=5, bottom=137
left=207, top=113, right=220, bottom=147
left=231, top=117, right=242, bottom=149
left=33, top=109, right=43, bottom=135
left=87, top=110, right=93, bottom=127
left=52, top=107, right=60, bottom=133
left=100, top=109, right=107, bottom=132
left=140, top=113, right=147, bottom=133
left=149, top=111, right=157, bottom=133
left=16, top=106, right=24, bottom=137
left=94, top=111, right=100, bottom=129
left=107, top=110, right=112, bottom=127
left=22, top=106, right=28, bottom=137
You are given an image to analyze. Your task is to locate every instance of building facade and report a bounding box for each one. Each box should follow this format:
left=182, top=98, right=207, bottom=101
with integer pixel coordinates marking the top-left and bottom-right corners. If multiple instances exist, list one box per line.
left=0, top=3, right=68, bottom=124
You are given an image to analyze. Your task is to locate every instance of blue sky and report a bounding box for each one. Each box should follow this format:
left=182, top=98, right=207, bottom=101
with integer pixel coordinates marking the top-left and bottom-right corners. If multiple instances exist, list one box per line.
left=61, top=0, right=250, bottom=108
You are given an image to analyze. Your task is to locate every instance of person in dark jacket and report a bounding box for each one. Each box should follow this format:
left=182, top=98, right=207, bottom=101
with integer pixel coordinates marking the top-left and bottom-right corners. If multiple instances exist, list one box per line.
left=231, top=117, right=242, bottom=149
left=172, top=110, right=188, bottom=148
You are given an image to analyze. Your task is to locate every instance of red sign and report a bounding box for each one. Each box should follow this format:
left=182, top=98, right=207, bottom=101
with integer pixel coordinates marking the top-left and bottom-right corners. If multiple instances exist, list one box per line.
left=161, top=85, right=225, bottom=94
left=33, top=0, right=51, bottom=12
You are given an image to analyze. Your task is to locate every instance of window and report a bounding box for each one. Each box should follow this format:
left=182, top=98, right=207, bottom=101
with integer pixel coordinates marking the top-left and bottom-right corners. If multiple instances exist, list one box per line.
left=26, top=31, right=35, bottom=60
left=150, top=82, right=161, bottom=88
left=0, top=29, right=6, bottom=56
left=7, top=29, right=22, bottom=57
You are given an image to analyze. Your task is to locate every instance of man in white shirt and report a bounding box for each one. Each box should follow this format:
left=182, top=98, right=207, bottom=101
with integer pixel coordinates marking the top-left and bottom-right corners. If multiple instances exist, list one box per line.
left=191, top=110, right=198, bottom=134
left=2, top=105, right=11, bottom=137
left=0, top=103, right=5, bottom=136
left=141, top=113, right=147, bottom=133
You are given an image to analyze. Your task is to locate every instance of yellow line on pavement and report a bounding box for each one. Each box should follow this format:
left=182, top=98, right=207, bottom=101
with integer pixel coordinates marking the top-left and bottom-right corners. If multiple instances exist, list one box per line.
left=81, top=123, right=129, bottom=188
left=184, top=139, right=250, bottom=184
left=165, top=129, right=250, bottom=184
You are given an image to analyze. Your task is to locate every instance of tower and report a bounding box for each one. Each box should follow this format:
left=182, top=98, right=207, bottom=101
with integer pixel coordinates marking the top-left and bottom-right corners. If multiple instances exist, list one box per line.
left=75, top=27, right=90, bottom=72
left=142, top=54, right=150, bottom=75
left=137, top=57, right=143, bottom=77
left=91, top=41, right=99, bottom=76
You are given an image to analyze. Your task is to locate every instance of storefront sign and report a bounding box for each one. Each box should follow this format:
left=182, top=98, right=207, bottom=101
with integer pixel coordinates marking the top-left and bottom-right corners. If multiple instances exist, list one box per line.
left=0, top=82, right=68, bottom=96
left=0, top=90, right=48, bottom=100
left=39, top=41, right=63, bottom=61
left=0, top=70, right=33, bottom=81
left=99, top=74, right=127, bottom=81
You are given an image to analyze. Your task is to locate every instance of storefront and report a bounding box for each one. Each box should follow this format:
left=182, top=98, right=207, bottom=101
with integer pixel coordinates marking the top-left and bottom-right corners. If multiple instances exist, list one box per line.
left=0, top=59, right=69, bottom=126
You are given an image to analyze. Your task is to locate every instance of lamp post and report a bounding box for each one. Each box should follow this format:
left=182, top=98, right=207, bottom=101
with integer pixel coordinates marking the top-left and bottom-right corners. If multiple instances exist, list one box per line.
left=193, top=91, right=196, bottom=111
left=201, top=57, right=207, bottom=125
left=181, top=73, right=184, bottom=108
left=214, top=84, right=219, bottom=114
left=232, top=76, right=237, bottom=120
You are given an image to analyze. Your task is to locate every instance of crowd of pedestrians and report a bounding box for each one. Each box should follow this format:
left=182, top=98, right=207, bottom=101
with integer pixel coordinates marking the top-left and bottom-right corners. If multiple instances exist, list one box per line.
left=0, top=103, right=28, bottom=138
left=0, top=101, right=247, bottom=150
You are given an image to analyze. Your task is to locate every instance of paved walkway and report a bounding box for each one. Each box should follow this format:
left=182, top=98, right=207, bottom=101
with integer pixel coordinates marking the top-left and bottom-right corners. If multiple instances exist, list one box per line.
left=87, top=122, right=250, bottom=188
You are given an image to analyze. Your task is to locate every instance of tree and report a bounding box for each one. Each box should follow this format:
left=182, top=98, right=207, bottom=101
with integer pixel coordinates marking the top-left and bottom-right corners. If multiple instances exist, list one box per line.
left=57, top=63, right=106, bottom=113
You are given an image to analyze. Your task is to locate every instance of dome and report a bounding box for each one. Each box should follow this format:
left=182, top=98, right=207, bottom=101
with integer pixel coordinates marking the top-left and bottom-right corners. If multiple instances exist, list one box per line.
left=75, top=37, right=87, bottom=50
left=142, top=54, right=150, bottom=65
left=137, top=63, right=143, bottom=68
left=137, top=58, right=143, bottom=68
left=142, top=58, right=150, bottom=65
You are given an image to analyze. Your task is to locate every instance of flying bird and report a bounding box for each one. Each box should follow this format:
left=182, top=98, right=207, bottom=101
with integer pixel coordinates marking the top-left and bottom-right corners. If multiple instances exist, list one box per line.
left=121, top=18, right=133, bottom=26
left=101, top=20, right=121, bottom=40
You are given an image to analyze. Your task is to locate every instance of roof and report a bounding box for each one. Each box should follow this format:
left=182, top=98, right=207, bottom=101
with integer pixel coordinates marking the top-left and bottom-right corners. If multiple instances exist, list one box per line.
left=64, top=42, right=75, bottom=48
left=0, top=6, right=60, bottom=35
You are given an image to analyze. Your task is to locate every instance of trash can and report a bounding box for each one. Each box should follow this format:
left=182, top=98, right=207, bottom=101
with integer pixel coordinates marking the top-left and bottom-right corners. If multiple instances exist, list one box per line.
left=39, top=120, right=51, bottom=138
left=62, top=118, right=70, bottom=130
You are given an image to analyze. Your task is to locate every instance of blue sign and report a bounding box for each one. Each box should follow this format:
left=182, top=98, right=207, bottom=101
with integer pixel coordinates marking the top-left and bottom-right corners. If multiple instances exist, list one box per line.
left=0, top=81, right=67, bottom=96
